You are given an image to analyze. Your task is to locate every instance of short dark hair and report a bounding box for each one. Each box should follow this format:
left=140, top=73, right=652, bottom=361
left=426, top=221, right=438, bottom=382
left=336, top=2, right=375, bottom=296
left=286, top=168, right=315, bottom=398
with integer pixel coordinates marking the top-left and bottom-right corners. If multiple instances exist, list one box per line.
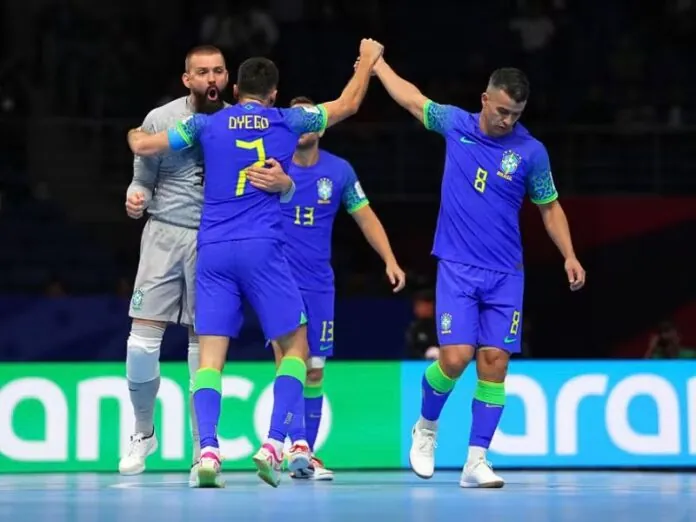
left=185, top=45, right=224, bottom=71
left=290, top=96, right=315, bottom=106
left=488, top=68, right=530, bottom=103
left=237, top=57, right=279, bottom=99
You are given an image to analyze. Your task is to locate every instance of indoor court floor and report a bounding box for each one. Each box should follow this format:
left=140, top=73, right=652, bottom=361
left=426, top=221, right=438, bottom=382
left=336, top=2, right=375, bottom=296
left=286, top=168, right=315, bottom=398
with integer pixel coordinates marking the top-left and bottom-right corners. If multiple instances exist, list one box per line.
left=0, top=470, right=694, bottom=521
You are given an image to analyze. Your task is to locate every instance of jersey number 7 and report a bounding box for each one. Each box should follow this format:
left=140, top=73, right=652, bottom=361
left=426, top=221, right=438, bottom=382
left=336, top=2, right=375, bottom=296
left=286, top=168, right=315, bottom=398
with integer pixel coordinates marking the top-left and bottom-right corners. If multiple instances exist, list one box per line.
left=235, top=138, right=266, bottom=196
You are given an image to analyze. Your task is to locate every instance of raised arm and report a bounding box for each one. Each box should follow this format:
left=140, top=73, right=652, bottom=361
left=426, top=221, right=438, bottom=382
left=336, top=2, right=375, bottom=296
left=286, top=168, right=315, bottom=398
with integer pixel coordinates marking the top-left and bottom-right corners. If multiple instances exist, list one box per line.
left=127, top=114, right=209, bottom=156
left=282, top=39, right=384, bottom=136
left=320, top=38, right=384, bottom=128
left=372, top=57, right=429, bottom=123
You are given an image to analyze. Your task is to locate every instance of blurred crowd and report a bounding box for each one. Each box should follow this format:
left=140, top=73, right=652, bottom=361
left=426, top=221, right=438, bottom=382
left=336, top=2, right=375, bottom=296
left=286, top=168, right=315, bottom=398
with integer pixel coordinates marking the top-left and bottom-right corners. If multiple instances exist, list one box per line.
left=1, top=0, right=694, bottom=125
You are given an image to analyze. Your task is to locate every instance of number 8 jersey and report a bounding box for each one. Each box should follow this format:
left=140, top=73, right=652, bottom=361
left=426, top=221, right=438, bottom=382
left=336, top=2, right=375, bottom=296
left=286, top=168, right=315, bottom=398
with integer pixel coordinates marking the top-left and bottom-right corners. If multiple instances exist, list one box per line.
left=423, top=100, right=558, bottom=274
left=167, top=101, right=327, bottom=246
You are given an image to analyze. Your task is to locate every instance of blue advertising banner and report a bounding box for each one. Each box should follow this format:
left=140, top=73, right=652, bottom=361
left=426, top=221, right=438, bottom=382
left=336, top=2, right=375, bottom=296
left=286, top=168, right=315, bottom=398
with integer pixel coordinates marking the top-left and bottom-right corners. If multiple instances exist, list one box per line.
left=401, top=361, right=696, bottom=468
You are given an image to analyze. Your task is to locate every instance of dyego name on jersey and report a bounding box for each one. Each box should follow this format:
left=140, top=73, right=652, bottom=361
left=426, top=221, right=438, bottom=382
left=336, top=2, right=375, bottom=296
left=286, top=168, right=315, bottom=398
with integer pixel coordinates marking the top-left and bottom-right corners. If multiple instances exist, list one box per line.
left=166, top=102, right=328, bottom=245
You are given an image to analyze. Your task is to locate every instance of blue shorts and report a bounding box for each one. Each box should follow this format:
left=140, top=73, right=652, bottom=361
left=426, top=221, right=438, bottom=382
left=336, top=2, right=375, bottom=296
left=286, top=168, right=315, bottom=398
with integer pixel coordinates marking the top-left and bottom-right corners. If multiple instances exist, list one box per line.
left=302, top=289, right=335, bottom=358
left=435, top=260, right=524, bottom=353
left=195, top=239, right=306, bottom=340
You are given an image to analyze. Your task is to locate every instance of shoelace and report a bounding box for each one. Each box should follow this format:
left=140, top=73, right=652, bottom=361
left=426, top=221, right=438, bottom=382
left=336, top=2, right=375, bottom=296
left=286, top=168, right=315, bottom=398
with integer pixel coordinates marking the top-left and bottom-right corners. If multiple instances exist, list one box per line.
left=417, top=433, right=437, bottom=455
left=469, top=458, right=495, bottom=471
left=126, top=434, right=147, bottom=457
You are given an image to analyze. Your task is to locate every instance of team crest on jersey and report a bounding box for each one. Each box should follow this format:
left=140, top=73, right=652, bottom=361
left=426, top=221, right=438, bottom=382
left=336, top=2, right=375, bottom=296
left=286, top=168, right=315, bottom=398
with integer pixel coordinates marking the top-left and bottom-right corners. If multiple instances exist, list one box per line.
left=131, top=289, right=144, bottom=311
left=317, top=177, right=333, bottom=204
left=440, top=313, right=452, bottom=335
left=498, top=150, right=522, bottom=181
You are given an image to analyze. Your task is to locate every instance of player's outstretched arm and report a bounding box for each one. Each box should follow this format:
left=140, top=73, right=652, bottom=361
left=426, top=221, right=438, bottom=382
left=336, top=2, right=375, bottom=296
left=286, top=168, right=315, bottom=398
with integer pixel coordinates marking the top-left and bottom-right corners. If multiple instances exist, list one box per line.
left=320, top=38, right=384, bottom=128
left=283, top=39, right=383, bottom=136
left=127, top=114, right=209, bottom=156
left=127, top=127, right=172, bottom=156
left=372, top=57, right=429, bottom=123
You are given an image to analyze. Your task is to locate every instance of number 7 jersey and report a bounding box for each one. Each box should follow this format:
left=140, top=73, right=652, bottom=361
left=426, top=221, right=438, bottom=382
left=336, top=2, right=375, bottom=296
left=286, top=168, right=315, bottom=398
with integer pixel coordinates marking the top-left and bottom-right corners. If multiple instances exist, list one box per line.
left=423, top=101, right=558, bottom=273
left=167, top=102, right=328, bottom=246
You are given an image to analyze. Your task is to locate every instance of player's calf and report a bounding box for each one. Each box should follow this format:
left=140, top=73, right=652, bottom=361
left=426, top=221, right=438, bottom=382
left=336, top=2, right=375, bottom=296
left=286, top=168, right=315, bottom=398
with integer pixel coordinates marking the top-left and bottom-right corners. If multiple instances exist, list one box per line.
left=255, top=326, right=310, bottom=485
left=304, top=365, right=324, bottom=451
left=410, top=345, right=473, bottom=479
left=119, top=321, right=165, bottom=475
left=189, top=334, right=229, bottom=486
left=187, top=333, right=201, bottom=465
left=291, top=360, right=335, bottom=480
left=461, top=347, right=509, bottom=488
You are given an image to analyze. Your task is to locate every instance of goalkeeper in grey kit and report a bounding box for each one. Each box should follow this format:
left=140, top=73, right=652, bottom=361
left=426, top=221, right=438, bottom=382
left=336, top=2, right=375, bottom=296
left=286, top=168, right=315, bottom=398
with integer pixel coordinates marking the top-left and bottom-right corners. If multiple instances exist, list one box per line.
left=119, top=45, right=295, bottom=483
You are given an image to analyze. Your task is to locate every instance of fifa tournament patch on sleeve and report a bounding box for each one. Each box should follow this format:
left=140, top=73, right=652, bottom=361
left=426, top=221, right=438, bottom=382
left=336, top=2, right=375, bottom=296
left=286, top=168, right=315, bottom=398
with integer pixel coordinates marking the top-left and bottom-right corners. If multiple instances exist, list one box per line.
left=353, top=181, right=366, bottom=200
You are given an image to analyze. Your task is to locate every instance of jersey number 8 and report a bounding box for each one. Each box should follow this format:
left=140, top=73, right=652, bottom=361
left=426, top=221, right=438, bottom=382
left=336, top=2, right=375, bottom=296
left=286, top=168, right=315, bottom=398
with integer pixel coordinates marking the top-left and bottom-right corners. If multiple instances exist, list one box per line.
left=474, top=167, right=488, bottom=193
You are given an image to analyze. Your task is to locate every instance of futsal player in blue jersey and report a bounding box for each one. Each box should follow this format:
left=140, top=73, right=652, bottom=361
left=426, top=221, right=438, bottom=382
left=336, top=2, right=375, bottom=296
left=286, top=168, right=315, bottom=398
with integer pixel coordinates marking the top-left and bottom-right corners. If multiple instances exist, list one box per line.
left=127, top=38, right=385, bottom=488
left=247, top=95, right=406, bottom=481
left=370, top=57, right=586, bottom=488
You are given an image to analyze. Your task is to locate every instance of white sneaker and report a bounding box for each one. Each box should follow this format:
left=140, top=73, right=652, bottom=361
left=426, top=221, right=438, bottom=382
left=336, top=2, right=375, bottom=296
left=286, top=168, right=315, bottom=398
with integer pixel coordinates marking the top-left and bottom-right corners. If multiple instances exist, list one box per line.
left=291, top=456, right=334, bottom=481
left=252, top=443, right=283, bottom=488
left=409, top=423, right=437, bottom=479
left=188, top=439, right=202, bottom=487
left=460, top=458, right=505, bottom=488
left=118, top=431, right=158, bottom=475
left=188, top=464, right=198, bottom=488
left=192, top=448, right=225, bottom=488
left=286, top=442, right=311, bottom=473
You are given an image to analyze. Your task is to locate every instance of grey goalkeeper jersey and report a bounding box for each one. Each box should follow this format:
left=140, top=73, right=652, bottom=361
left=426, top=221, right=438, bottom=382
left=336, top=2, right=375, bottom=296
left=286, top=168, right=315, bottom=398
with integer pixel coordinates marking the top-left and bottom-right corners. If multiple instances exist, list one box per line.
left=127, top=96, right=203, bottom=229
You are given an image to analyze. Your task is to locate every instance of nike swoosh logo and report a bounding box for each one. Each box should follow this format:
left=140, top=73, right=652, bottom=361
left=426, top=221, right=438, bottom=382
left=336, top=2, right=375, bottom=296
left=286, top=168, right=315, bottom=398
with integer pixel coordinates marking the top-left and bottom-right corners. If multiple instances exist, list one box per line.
left=504, top=336, right=516, bottom=344
left=460, top=137, right=476, bottom=144
left=319, top=344, right=332, bottom=351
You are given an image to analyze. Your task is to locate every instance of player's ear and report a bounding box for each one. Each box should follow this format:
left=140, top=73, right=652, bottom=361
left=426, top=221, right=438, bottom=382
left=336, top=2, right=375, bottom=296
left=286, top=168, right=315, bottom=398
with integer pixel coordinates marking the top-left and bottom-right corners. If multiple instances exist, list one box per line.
left=182, top=73, right=191, bottom=89
left=233, top=84, right=239, bottom=100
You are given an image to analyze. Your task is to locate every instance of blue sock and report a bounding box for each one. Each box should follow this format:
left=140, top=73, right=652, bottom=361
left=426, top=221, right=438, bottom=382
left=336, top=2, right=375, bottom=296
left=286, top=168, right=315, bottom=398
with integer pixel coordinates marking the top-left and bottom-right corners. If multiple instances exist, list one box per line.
left=192, top=368, right=222, bottom=450
left=421, top=361, right=457, bottom=422
left=469, top=380, right=505, bottom=449
left=304, top=380, right=324, bottom=451
left=269, top=356, right=307, bottom=444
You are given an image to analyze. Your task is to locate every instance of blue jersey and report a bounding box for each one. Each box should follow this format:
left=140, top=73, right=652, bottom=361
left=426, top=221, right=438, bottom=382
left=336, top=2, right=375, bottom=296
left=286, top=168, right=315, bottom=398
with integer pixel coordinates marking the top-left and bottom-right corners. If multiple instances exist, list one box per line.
left=424, top=100, right=558, bottom=273
left=281, top=150, right=369, bottom=291
left=167, top=102, right=328, bottom=245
